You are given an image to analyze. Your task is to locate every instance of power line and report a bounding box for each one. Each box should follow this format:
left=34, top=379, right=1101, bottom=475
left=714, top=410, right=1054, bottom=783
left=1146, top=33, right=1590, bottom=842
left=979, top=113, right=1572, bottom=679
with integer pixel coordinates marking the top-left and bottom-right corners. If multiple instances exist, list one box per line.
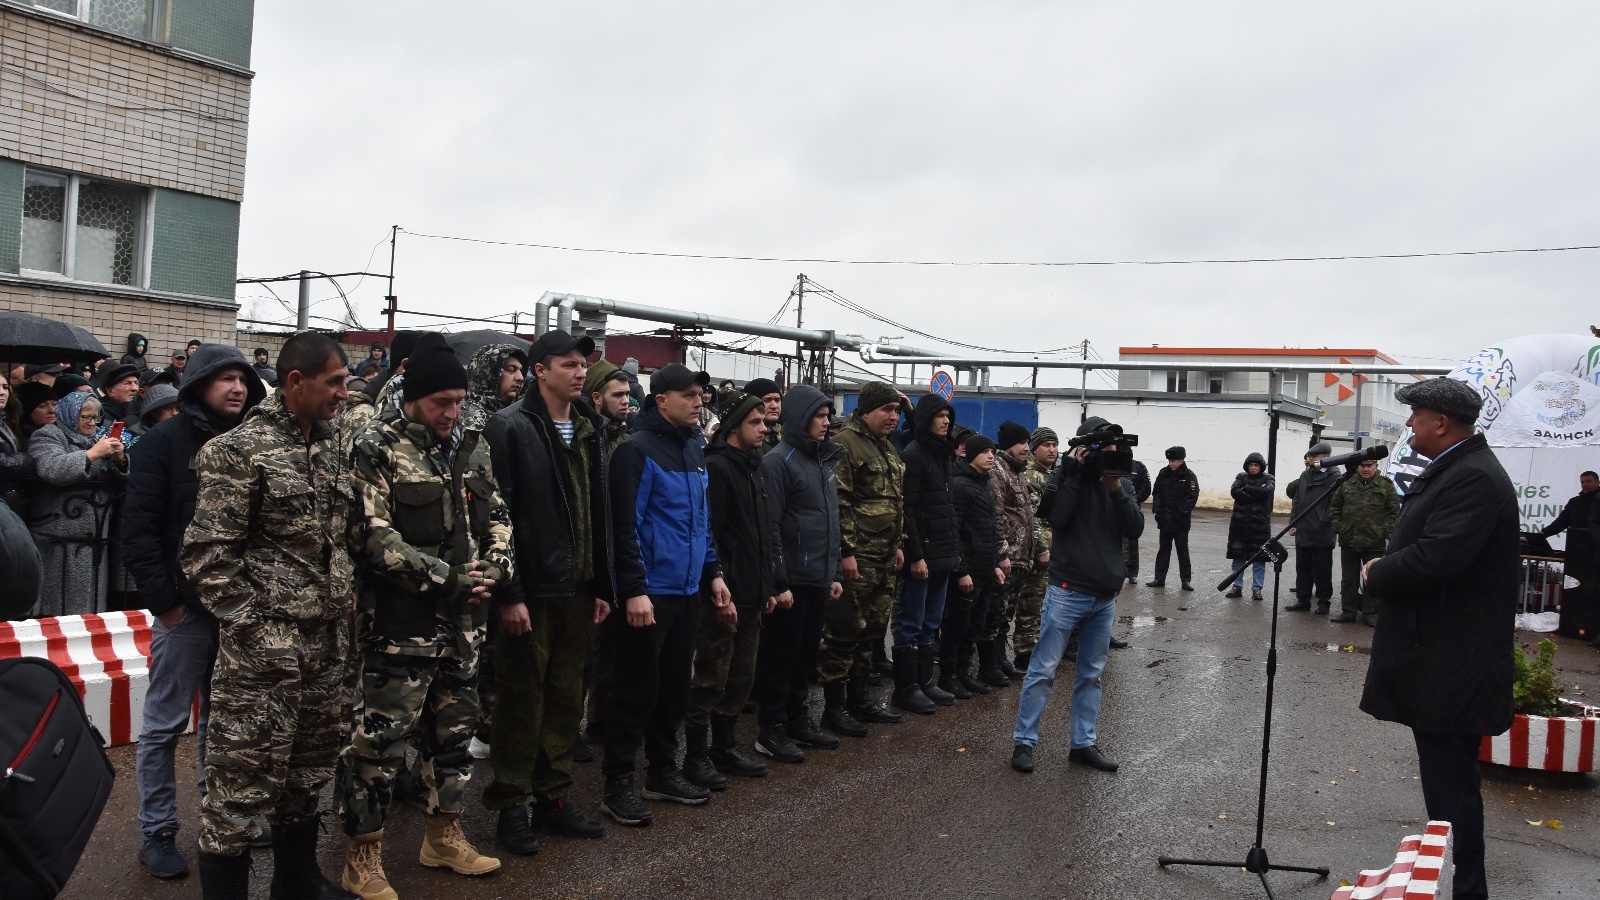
left=803, top=278, right=1087, bottom=355
left=399, top=228, right=1600, bottom=268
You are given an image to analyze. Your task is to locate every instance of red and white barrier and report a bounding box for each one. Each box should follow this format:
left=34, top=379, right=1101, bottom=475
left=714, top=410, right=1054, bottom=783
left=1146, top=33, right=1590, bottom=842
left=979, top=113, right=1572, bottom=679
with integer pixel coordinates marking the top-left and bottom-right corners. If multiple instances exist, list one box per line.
left=1330, top=821, right=1451, bottom=900
left=0, top=611, right=192, bottom=747
left=1479, top=705, right=1599, bottom=772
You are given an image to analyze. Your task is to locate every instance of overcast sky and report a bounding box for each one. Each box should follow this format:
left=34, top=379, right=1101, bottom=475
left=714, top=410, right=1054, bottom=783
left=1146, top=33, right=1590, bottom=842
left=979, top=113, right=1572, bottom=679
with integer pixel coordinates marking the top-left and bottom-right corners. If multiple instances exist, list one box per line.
left=237, top=2, right=1597, bottom=380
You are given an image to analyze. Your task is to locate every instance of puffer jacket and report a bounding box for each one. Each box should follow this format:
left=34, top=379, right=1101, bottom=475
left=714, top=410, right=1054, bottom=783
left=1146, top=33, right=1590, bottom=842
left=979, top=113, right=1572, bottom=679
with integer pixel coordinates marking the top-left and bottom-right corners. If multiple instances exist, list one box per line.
left=610, top=404, right=719, bottom=598
left=761, top=385, right=843, bottom=592
left=1286, top=465, right=1343, bottom=549
left=1226, top=452, right=1276, bottom=559
left=1330, top=472, right=1400, bottom=553
left=899, top=393, right=961, bottom=573
left=951, top=459, right=999, bottom=576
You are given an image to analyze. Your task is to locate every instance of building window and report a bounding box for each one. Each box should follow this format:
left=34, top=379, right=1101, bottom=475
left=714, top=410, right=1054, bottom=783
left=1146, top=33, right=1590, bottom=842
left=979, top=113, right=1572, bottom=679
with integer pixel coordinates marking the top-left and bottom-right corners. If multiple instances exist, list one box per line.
left=1165, top=370, right=1189, bottom=392
left=32, top=0, right=156, bottom=41
left=21, top=169, right=147, bottom=287
left=1207, top=371, right=1225, bottom=394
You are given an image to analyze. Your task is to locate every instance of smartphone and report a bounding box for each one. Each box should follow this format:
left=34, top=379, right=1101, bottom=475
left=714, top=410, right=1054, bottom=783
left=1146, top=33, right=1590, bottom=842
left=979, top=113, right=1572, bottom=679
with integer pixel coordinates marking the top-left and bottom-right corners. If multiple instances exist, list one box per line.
left=109, top=421, right=124, bottom=441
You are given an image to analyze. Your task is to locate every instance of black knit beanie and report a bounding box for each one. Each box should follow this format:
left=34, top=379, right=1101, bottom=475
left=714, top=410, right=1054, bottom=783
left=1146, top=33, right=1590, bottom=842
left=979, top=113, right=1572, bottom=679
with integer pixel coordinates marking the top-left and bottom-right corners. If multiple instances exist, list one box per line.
left=402, top=334, right=468, bottom=402
left=964, top=434, right=996, bottom=459
left=997, top=420, right=1030, bottom=451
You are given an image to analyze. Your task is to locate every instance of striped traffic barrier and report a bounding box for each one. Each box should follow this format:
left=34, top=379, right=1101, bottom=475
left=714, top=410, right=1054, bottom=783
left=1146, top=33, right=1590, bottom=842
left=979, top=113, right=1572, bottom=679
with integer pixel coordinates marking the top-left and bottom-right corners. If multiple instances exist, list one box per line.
left=0, top=611, right=194, bottom=747
left=1330, top=821, right=1451, bottom=900
left=1479, top=704, right=1599, bottom=772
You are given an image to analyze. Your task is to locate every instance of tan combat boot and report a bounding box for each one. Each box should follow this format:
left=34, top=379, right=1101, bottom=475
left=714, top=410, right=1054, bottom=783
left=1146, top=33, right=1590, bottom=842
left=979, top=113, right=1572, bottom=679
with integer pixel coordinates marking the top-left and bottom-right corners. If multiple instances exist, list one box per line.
left=342, top=830, right=399, bottom=900
left=419, top=813, right=501, bottom=876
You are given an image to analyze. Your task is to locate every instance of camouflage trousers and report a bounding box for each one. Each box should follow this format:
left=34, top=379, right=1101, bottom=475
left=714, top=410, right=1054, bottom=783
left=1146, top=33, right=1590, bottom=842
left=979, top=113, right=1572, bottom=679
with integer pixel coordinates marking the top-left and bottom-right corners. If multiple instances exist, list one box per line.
left=981, top=571, right=1024, bottom=643
left=687, top=604, right=763, bottom=726
left=199, top=616, right=354, bottom=857
left=337, top=647, right=481, bottom=837
left=818, top=563, right=895, bottom=684
left=483, top=595, right=594, bottom=809
left=1014, top=567, right=1048, bottom=656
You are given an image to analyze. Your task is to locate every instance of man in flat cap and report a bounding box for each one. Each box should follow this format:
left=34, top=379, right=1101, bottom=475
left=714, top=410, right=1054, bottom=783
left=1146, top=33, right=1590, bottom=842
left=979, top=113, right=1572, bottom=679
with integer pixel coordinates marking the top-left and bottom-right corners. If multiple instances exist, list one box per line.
left=1359, top=377, right=1517, bottom=900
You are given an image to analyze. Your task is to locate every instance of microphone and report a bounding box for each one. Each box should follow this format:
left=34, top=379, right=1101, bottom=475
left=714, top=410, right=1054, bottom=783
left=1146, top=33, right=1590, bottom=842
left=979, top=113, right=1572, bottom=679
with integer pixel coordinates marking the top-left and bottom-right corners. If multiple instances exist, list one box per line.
left=1311, top=445, right=1390, bottom=470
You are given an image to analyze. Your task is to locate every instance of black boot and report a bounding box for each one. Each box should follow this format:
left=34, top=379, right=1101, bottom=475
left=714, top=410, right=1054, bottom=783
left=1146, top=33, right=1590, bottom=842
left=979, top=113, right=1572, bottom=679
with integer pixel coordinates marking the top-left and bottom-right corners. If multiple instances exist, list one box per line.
left=918, top=643, right=955, bottom=705
left=269, top=819, right=355, bottom=900
left=681, top=723, right=728, bottom=791
left=848, top=673, right=903, bottom=724
left=891, top=644, right=936, bottom=715
left=1224, top=584, right=1243, bottom=598
left=995, top=635, right=1023, bottom=680
left=937, top=639, right=971, bottom=700
left=976, top=638, right=1011, bottom=688
left=198, top=850, right=251, bottom=900
left=785, top=711, right=839, bottom=750
left=958, top=642, right=990, bottom=694
left=710, top=715, right=768, bottom=777
left=496, top=803, right=541, bottom=855
left=1013, top=649, right=1032, bottom=671
left=756, top=720, right=806, bottom=762
left=601, top=774, right=652, bottom=827
left=820, top=681, right=868, bottom=737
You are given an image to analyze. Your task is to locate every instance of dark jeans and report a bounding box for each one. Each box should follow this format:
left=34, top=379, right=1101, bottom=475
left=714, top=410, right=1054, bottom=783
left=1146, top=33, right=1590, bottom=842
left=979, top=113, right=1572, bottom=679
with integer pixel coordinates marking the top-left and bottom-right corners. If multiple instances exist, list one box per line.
left=601, top=594, right=700, bottom=780
left=1412, top=731, right=1487, bottom=900
left=941, top=572, right=992, bottom=663
left=1294, top=545, right=1334, bottom=603
left=1152, top=527, right=1191, bottom=583
left=754, top=584, right=828, bottom=727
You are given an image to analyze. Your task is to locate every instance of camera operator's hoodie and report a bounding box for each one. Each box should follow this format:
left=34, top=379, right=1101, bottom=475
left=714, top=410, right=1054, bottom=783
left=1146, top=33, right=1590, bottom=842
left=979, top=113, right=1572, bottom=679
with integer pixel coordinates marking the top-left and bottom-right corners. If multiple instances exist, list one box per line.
left=1043, top=418, right=1144, bottom=597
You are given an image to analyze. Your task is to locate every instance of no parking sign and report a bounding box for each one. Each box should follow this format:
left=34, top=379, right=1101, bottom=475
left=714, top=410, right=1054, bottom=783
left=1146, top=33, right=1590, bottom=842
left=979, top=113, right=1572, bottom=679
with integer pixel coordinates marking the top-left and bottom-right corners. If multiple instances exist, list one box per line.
left=930, top=370, right=954, bottom=400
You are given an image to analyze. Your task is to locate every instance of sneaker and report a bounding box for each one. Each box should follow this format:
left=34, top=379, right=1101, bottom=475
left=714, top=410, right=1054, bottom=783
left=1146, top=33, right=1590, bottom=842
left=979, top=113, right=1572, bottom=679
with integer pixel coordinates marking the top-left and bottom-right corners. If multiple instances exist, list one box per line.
left=532, top=798, right=604, bottom=839
left=601, top=775, right=653, bottom=827
left=1011, top=744, right=1035, bottom=774
left=1069, top=744, right=1120, bottom=772
left=139, top=830, right=189, bottom=879
left=467, top=736, right=491, bottom=759
left=786, top=715, right=840, bottom=750
left=1224, top=585, right=1243, bottom=598
left=420, top=813, right=501, bottom=876
left=642, top=767, right=712, bottom=805
left=755, top=723, right=806, bottom=763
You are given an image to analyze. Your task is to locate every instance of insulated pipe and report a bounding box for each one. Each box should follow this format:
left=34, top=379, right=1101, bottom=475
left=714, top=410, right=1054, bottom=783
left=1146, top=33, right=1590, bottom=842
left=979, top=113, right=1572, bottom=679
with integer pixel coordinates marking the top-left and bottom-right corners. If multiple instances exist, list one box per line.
left=539, top=292, right=845, bottom=346
left=855, top=347, right=1452, bottom=376
left=533, top=297, right=552, bottom=336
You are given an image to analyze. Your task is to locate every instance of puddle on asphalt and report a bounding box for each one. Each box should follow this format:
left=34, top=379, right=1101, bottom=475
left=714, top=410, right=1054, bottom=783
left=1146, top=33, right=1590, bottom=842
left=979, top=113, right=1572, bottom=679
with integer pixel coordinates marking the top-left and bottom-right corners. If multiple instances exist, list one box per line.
left=1288, top=641, right=1372, bottom=655
left=1116, top=615, right=1169, bottom=628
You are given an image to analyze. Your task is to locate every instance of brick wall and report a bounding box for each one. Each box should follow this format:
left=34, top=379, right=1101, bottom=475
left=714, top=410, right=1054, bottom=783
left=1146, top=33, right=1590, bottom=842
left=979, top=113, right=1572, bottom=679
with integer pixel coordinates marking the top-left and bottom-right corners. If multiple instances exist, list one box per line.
left=236, top=329, right=374, bottom=368
left=0, top=278, right=235, bottom=364
left=0, top=6, right=252, bottom=203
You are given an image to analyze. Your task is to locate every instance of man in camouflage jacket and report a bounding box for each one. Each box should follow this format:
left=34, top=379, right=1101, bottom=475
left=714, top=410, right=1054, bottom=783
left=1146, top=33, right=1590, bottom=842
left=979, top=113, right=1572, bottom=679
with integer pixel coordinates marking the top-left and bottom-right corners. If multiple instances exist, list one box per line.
left=337, top=336, right=513, bottom=896
left=1014, top=427, right=1058, bottom=666
left=1329, top=459, right=1400, bottom=625
left=180, top=333, right=359, bottom=899
left=983, top=421, right=1037, bottom=679
left=818, top=382, right=907, bottom=737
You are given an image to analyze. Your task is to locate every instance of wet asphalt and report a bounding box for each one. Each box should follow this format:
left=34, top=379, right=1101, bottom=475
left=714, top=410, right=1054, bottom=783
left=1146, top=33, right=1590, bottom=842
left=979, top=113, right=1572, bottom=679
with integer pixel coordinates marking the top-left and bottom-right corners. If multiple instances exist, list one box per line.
left=61, top=510, right=1599, bottom=899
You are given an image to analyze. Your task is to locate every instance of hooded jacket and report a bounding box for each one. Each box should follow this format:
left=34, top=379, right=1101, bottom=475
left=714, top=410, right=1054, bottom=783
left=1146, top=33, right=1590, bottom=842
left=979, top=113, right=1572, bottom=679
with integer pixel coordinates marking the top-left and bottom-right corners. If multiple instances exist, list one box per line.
left=1226, top=452, right=1276, bottom=559
left=991, top=449, right=1035, bottom=564
left=705, top=408, right=779, bottom=609
left=120, top=333, right=149, bottom=371
left=899, top=393, right=962, bottom=573
left=760, top=385, right=842, bottom=592
left=1040, top=417, right=1144, bottom=596
left=462, top=343, right=524, bottom=433
left=122, top=345, right=266, bottom=617
left=610, top=404, right=720, bottom=598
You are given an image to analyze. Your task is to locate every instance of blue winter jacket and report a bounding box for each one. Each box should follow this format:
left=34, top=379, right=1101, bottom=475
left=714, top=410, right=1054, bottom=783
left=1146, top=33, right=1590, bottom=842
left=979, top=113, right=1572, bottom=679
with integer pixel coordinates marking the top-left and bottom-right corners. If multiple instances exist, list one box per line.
left=610, top=404, right=720, bottom=598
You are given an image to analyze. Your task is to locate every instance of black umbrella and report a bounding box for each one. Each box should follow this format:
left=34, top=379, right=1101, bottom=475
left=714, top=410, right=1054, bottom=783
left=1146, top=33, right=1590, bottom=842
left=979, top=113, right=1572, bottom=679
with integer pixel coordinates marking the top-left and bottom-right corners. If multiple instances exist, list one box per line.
left=444, top=330, right=532, bottom=365
left=0, top=311, right=110, bottom=365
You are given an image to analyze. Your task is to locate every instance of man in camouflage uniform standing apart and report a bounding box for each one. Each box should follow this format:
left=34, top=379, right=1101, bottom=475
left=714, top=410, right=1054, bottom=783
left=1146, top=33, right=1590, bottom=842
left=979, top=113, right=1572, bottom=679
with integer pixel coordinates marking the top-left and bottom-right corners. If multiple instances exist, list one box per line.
left=1014, top=427, right=1058, bottom=668
left=819, top=381, right=906, bottom=737
left=182, top=332, right=359, bottom=900
left=338, top=337, right=512, bottom=898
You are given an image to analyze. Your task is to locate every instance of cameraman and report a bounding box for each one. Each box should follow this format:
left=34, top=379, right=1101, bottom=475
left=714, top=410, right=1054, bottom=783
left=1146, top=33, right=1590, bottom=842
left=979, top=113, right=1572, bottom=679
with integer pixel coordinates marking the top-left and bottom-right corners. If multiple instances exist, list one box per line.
left=1010, top=418, right=1143, bottom=775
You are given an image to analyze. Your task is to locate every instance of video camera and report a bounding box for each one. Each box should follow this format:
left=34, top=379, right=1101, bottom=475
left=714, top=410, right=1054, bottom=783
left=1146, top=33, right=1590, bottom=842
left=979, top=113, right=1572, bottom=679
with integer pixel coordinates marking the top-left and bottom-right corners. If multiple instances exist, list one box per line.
left=1067, top=424, right=1139, bottom=479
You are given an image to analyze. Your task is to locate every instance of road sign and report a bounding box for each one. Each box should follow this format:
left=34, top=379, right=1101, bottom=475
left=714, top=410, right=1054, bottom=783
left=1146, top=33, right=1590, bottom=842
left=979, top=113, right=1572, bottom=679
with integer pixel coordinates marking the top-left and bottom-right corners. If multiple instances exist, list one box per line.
left=930, top=370, right=954, bottom=400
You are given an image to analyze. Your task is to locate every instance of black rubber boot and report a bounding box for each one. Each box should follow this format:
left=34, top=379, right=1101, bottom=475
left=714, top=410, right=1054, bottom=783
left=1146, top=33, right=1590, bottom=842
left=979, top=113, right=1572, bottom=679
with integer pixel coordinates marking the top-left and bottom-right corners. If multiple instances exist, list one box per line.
left=785, top=712, right=839, bottom=750
left=198, top=850, right=251, bottom=900
left=269, top=819, right=355, bottom=900
left=821, top=681, right=868, bottom=737
left=976, top=638, right=1011, bottom=688
left=958, top=642, right=990, bottom=695
left=681, top=723, right=728, bottom=791
left=918, top=643, right=955, bottom=705
left=891, top=644, right=936, bottom=715
left=995, top=635, right=1023, bottom=680
left=709, top=715, right=768, bottom=777
left=938, top=639, right=971, bottom=700
left=497, top=804, right=541, bottom=855
left=848, top=673, right=902, bottom=724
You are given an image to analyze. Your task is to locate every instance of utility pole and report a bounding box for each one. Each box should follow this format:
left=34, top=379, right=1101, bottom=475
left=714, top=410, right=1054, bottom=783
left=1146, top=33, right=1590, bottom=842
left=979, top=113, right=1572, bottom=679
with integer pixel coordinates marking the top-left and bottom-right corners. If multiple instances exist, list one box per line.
left=384, top=225, right=399, bottom=340
left=1079, top=338, right=1090, bottom=422
left=296, top=270, right=310, bottom=330
left=795, top=273, right=806, bottom=386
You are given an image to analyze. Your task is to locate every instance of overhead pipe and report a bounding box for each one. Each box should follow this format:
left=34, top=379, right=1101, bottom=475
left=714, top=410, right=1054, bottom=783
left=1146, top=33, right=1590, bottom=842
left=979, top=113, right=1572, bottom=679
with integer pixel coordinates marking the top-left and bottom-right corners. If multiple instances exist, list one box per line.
left=855, top=347, right=1453, bottom=376
left=532, top=292, right=848, bottom=346
left=533, top=296, right=552, bottom=336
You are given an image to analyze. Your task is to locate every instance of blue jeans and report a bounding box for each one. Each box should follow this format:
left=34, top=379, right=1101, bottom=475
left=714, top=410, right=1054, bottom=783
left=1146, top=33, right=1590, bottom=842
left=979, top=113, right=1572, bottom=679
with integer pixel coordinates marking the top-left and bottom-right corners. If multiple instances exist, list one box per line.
left=894, top=571, right=950, bottom=646
left=1228, top=559, right=1266, bottom=592
left=136, top=607, right=216, bottom=838
left=1013, top=585, right=1115, bottom=750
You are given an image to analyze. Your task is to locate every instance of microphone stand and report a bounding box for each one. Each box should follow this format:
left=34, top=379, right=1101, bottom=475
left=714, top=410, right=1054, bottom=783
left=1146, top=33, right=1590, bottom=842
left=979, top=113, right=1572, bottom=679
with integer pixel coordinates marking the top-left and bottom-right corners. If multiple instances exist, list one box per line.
left=1158, top=468, right=1343, bottom=898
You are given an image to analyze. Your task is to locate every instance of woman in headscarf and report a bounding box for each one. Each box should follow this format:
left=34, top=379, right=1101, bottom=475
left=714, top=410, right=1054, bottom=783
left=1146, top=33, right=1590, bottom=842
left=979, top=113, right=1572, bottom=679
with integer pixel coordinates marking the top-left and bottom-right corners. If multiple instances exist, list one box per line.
left=27, top=391, right=127, bottom=616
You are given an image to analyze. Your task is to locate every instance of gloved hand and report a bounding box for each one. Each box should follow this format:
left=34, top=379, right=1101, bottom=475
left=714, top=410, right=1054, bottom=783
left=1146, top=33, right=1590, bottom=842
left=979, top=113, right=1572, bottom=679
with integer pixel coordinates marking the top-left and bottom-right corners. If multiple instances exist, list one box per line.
left=442, top=563, right=484, bottom=603
left=478, top=562, right=507, bottom=588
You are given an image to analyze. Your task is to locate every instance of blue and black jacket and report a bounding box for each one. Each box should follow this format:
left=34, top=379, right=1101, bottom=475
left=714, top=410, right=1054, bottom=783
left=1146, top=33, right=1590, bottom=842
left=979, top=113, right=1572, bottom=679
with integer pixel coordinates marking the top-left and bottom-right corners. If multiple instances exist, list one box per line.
left=610, top=404, right=719, bottom=598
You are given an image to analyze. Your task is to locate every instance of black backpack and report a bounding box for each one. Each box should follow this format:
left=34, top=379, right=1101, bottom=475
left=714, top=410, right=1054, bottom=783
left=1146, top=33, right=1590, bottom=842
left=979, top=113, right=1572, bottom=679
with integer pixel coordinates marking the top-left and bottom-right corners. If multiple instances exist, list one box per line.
left=0, top=656, right=115, bottom=900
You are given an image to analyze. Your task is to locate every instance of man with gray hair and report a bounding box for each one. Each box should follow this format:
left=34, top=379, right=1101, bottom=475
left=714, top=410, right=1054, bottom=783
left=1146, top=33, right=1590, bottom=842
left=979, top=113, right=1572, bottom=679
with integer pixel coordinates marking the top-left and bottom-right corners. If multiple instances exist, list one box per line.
left=1360, top=377, right=1516, bottom=900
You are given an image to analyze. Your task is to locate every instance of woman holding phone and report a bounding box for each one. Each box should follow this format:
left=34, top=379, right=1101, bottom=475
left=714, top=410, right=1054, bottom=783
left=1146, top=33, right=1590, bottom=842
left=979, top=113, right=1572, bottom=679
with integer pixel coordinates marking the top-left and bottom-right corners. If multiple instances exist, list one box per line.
left=27, top=391, right=126, bottom=616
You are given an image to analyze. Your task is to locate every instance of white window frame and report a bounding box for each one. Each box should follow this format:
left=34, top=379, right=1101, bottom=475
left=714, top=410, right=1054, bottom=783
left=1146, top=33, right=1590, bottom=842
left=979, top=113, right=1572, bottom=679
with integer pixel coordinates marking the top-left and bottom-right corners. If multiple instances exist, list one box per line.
left=20, top=166, right=151, bottom=289
left=30, top=0, right=161, bottom=42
